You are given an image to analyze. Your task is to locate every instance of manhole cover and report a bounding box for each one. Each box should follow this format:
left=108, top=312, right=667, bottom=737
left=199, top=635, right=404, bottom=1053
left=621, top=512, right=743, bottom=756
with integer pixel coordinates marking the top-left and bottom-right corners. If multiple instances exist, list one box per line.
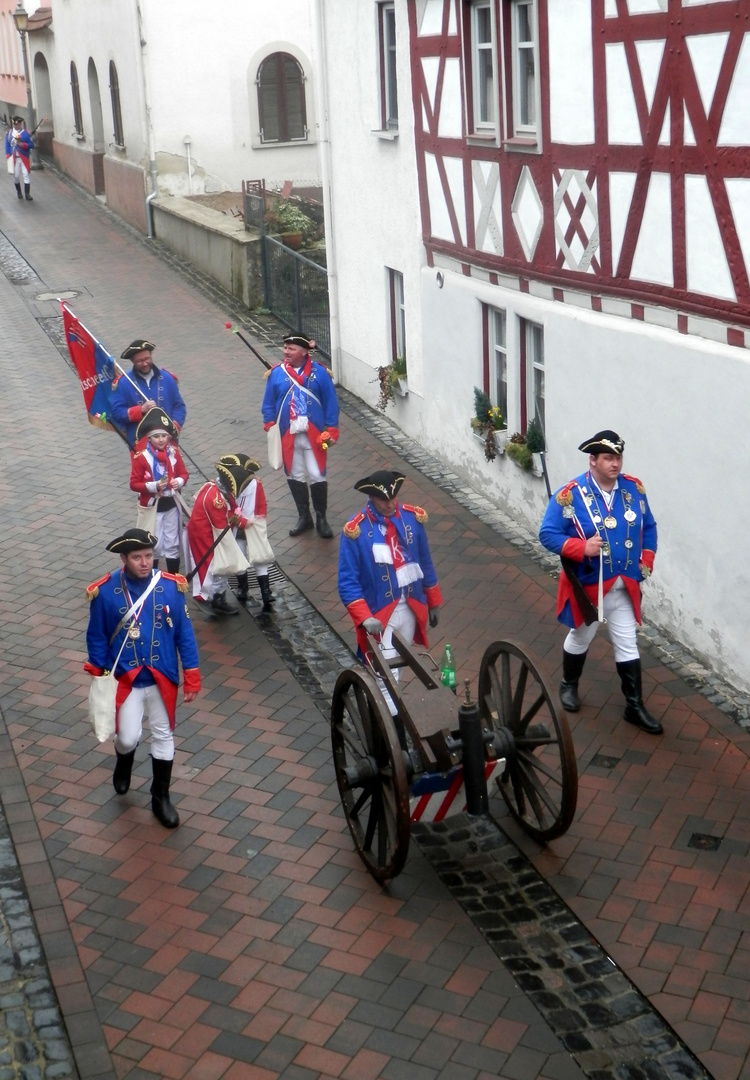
left=35, top=290, right=78, bottom=301
left=688, top=832, right=722, bottom=851
left=589, top=753, right=621, bottom=770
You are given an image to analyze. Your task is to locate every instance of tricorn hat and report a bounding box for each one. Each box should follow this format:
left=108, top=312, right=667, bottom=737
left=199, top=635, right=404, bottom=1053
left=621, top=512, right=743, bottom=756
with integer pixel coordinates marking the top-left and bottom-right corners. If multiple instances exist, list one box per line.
left=12, top=116, right=24, bottom=125
left=106, top=529, right=157, bottom=554
left=578, top=429, right=625, bottom=456
left=354, top=470, right=406, bottom=500
left=135, top=407, right=177, bottom=442
left=283, top=332, right=313, bottom=350
left=121, top=338, right=156, bottom=361
left=217, top=453, right=261, bottom=472
left=215, top=461, right=257, bottom=497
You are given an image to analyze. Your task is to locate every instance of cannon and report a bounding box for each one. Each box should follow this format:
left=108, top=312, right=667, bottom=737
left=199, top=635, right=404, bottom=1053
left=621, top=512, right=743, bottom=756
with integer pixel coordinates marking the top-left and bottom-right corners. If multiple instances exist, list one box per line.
left=331, top=633, right=578, bottom=883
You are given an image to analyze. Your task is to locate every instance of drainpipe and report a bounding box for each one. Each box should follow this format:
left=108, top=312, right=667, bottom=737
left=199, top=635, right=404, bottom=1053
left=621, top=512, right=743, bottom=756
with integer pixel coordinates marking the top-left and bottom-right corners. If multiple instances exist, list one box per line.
left=183, top=134, right=193, bottom=196
left=136, top=0, right=159, bottom=238
left=313, top=0, right=341, bottom=382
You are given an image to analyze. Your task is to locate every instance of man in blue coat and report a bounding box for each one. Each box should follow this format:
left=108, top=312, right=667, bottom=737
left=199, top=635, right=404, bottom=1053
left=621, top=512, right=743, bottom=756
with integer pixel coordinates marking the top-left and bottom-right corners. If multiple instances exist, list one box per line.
left=110, top=338, right=187, bottom=448
left=5, top=116, right=34, bottom=201
left=539, top=430, right=661, bottom=734
left=262, top=333, right=339, bottom=538
left=338, top=470, right=443, bottom=666
left=84, top=529, right=201, bottom=826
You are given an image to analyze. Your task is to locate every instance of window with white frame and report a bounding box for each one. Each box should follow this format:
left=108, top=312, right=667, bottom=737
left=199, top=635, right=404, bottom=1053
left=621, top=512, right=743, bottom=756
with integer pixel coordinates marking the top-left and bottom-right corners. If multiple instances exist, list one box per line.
left=524, top=318, right=544, bottom=432
left=510, top=0, right=538, bottom=139
left=379, top=3, right=398, bottom=131
left=470, top=1, right=496, bottom=133
left=489, top=307, right=508, bottom=423
left=388, top=268, right=406, bottom=362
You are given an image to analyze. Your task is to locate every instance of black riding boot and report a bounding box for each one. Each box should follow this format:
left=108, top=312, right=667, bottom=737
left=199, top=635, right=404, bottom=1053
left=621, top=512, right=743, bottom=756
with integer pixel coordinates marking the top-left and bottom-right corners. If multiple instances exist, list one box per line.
left=14, top=183, right=22, bottom=200
left=113, top=748, right=136, bottom=794
left=310, top=482, right=333, bottom=539
left=235, top=572, right=249, bottom=604
left=24, top=184, right=32, bottom=201
left=211, top=591, right=238, bottom=616
left=258, top=574, right=274, bottom=611
left=166, top=557, right=181, bottom=574
left=150, top=757, right=179, bottom=828
left=287, top=479, right=314, bottom=536
left=559, top=649, right=587, bottom=712
left=616, top=659, right=663, bottom=735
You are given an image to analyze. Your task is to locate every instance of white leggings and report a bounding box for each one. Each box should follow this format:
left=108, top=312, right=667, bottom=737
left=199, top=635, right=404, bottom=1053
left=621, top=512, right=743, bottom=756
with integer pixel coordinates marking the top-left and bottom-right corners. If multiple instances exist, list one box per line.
left=564, top=578, right=640, bottom=663
left=289, top=432, right=325, bottom=483
left=13, top=157, right=30, bottom=184
left=115, top=684, right=174, bottom=760
left=376, top=599, right=417, bottom=714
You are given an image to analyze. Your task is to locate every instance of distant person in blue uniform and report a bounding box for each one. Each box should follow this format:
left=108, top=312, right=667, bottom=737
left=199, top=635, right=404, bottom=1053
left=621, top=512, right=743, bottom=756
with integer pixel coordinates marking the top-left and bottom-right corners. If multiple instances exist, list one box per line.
left=84, top=529, right=201, bottom=827
left=539, top=430, right=661, bottom=734
left=5, top=116, right=34, bottom=201
left=110, top=338, right=187, bottom=448
left=262, top=333, right=339, bottom=538
left=338, top=470, right=443, bottom=671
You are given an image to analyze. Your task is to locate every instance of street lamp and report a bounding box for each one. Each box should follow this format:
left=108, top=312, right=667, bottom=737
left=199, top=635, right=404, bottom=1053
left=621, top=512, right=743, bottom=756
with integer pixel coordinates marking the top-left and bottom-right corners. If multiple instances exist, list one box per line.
left=11, top=1, right=41, bottom=169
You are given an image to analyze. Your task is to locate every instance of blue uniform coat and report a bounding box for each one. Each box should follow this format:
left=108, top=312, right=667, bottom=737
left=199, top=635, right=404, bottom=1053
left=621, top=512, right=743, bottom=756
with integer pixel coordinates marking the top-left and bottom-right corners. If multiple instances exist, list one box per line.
left=110, top=363, right=187, bottom=447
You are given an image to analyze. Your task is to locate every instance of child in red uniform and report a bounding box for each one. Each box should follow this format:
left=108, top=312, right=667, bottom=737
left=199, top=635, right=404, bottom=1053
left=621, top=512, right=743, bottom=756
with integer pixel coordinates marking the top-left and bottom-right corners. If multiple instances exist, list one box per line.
left=129, top=408, right=188, bottom=573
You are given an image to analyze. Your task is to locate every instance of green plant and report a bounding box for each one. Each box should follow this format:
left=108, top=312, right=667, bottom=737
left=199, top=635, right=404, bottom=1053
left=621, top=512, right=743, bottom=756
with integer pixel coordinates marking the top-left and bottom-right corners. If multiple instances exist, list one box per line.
left=506, top=439, right=533, bottom=471
left=392, top=354, right=407, bottom=379
left=473, top=387, right=492, bottom=425
left=265, top=198, right=317, bottom=242
left=525, top=415, right=546, bottom=453
left=375, top=366, right=395, bottom=411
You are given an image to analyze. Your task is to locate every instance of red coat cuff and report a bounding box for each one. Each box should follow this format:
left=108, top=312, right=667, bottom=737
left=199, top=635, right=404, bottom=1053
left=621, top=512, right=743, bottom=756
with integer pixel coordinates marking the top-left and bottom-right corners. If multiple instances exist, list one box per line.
left=424, top=584, right=443, bottom=609
left=183, top=668, right=201, bottom=694
left=327, top=427, right=340, bottom=444
left=84, top=662, right=104, bottom=676
left=127, top=405, right=142, bottom=421
left=561, top=537, right=586, bottom=561
left=347, top=599, right=372, bottom=626
left=641, top=549, right=655, bottom=571
left=264, top=421, right=275, bottom=431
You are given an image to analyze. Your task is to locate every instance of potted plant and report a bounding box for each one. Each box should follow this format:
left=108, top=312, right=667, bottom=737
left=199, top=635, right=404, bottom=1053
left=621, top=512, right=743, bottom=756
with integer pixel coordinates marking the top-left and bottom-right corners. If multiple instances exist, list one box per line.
left=264, top=198, right=318, bottom=248
left=525, top=416, right=546, bottom=477
left=392, top=353, right=408, bottom=395
left=506, top=431, right=533, bottom=471
left=470, top=387, right=506, bottom=461
left=375, top=355, right=409, bottom=410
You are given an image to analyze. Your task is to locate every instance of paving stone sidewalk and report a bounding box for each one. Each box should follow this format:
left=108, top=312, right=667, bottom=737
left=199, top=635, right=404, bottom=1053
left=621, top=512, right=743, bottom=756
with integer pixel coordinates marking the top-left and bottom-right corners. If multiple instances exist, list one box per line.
left=0, top=167, right=749, bottom=1079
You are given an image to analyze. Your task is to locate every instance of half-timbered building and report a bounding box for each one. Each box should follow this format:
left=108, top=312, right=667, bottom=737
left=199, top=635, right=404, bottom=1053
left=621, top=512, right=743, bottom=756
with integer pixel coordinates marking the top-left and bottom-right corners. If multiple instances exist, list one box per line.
left=321, top=0, right=750, bottom=691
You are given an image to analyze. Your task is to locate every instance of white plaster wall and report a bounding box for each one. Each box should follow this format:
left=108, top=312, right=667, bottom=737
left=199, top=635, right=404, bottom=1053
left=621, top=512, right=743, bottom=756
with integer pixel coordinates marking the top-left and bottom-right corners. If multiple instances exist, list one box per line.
left=323, top=0, right=426, bottom=408
left=418, top=266, right=750, bottom=693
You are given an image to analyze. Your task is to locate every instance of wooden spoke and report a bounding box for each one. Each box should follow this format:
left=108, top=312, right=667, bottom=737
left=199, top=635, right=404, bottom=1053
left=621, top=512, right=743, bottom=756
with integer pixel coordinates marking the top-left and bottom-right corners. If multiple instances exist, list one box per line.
left=331, top=668, right=410, bottom=882
left=478, top=639, right=578, bottom=843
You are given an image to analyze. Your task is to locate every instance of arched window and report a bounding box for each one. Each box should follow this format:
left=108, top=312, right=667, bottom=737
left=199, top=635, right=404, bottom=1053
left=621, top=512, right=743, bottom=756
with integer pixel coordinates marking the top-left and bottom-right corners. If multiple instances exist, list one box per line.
left=109, top=61, right=124, bottom=145
left=70, top=61, right=83, bottom=135
left=257, top=52, right=307, bottom=144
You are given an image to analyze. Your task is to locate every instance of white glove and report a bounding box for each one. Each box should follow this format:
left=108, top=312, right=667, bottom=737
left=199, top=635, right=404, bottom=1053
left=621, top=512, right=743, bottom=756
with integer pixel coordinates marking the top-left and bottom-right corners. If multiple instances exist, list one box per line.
left=362, top=617, right=384, bottom=635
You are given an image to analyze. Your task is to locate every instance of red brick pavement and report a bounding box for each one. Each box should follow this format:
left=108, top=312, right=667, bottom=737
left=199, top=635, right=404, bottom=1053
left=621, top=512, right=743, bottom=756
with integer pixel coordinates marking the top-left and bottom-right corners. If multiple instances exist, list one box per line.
left=1, top=168, right=750, bottom=1078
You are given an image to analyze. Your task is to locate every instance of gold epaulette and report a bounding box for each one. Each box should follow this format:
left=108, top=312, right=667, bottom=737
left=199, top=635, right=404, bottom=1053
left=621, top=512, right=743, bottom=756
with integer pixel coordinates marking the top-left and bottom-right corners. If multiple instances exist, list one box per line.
left=343, top=512, right=365, bottom=539
left=163, top=368, right=179, bottom=383
left=555, top=481, right=577, bottom=506
left=162, top=571, right=189, bottom=594
left=264, top=366, right=274, bottom=379
left=86, top=573, right=111, bottom=601
left=622, top=473, right=646, bottom=494
left=402, top=503, right=428, bottom=524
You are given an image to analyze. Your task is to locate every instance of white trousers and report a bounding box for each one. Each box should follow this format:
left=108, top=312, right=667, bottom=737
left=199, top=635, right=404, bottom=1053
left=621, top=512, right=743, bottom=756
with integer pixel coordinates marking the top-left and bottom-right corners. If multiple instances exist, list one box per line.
left=289, top=433, right=325, bottom=483
left=564, top=578, right=639, bottom=663
left=13, top=157, right=30, bottom=184
left=376, top=598, right=416, bottom=714
left=154, top=506, right=181, bottom=561
left=115, top=683, right=174, bottom=760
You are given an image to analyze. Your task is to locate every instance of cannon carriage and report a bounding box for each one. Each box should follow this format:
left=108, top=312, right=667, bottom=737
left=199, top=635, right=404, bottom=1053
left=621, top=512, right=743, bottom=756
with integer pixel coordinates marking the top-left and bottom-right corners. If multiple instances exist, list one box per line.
left=331, top=633, right=578, bottom=883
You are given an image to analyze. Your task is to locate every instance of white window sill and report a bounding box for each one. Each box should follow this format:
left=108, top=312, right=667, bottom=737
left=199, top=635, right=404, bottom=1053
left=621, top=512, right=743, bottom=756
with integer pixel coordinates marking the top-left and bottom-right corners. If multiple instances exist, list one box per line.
left=371, top=129, right=399, bottom=140
left=253, top=138, right=315, bottom=150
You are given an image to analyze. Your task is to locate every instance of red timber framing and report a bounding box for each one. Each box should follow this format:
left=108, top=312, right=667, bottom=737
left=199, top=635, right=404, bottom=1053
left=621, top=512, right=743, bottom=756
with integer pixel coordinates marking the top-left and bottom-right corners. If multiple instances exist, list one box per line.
left=407, top=0, right=750, bottom=327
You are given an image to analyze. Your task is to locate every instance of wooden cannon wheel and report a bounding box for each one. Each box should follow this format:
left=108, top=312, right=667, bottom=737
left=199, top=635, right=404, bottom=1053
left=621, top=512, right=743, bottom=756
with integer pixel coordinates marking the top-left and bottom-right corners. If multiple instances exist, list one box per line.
left=478, top=639, right=578, bottom=842
left=331, top=668, right=411, bottom=883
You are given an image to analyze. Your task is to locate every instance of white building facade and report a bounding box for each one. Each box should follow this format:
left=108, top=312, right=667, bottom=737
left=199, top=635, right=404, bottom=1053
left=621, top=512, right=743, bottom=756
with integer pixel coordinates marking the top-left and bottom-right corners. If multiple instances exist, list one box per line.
left=28, top=0, right=321, bottom=231
left=322, top=0, right=750, bottom=694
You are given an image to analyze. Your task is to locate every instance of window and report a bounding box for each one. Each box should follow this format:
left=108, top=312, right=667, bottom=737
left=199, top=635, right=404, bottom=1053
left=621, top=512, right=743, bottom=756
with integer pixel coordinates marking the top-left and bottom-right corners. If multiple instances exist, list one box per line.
left=70, top=61, right=83, bottom=136
left=109, top=61, right=124, bottom=146
left=388, top=269, right=406, bottom=363
left=510, top=0, right=538, bottom=137
left=522, top=318, right=544, bottom=433
left=257, top=52, right=307, bottom=144
left=489, top=308, right=508, bottom=422
left=379, top=3, right=398, bottom=131
left=469, top=1, right=496, bottom=133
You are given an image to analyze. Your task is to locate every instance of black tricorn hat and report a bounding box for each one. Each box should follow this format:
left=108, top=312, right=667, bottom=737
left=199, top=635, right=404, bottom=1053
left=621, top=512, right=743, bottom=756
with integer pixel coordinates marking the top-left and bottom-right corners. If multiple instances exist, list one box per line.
left=12, top=116, right=24, bottom=124
left=283, top=332, right=313, bottom=349
left=578, top=430, right=625, bottom=455
left=354, top=470, right=406, bottom=500
left=216, top=461, right=257, bottom=497
left=217, top=453, right=261, bottom=472
left=135, top=407, right=177, bottom=442
left=106, top=529, right=157, bottom=554
left=121, top=338, right=156, bottom=360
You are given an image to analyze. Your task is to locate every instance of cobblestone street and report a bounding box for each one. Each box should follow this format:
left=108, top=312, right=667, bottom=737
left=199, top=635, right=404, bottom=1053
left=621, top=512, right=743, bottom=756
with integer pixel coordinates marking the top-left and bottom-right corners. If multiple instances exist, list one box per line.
left=0, top=166, right=748, bottom=1080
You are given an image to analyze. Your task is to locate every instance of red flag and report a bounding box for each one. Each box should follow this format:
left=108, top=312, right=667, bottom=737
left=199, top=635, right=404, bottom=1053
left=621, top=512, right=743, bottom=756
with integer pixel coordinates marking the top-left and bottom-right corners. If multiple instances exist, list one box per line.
left=61, top=302, right=117, bottom=430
